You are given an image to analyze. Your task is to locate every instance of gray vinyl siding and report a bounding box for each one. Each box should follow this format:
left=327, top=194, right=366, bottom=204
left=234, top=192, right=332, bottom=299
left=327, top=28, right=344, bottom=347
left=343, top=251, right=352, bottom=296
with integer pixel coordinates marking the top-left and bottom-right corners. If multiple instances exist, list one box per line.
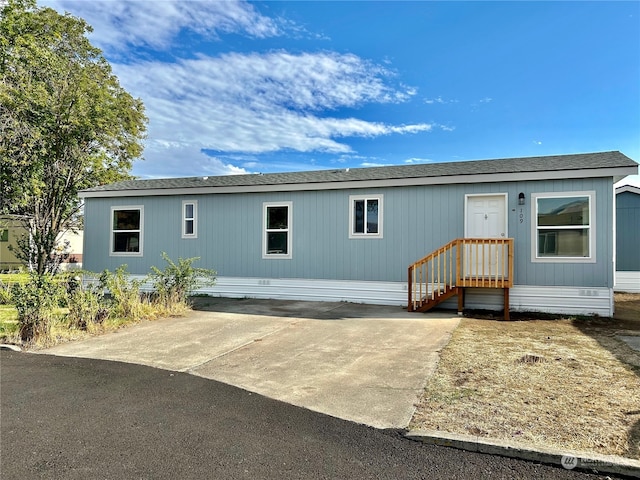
left=516, top=177, right=614, bottom=288
left=83, top=176, right=614, bottom=288
left=616, top=191, right=640, bottom=271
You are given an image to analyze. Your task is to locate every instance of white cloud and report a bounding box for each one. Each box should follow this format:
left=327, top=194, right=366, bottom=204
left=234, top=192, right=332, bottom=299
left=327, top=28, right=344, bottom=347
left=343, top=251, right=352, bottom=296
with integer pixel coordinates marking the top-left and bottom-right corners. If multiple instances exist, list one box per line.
left=424, top=96, right=457, bottom=105
left=404, top=158, right=433, bottom=164
left=137, top=143, right=249, bottom=178
left=40, top=1, right=434, bottom=177
left=359, top=162, right=394, bottom=168
left=43, top=0, right=281, bottom=51
left=113, top=51, right=432, bottom=175
left=470, top=96, right=494, bottom=109
left=332, top=154, right=370, bottom=164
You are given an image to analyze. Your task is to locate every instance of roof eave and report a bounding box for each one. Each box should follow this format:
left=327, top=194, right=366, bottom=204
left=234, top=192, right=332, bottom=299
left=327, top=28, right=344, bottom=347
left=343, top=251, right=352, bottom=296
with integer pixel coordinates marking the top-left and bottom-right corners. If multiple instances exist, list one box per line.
left=78, top=164, right=639, bottom=199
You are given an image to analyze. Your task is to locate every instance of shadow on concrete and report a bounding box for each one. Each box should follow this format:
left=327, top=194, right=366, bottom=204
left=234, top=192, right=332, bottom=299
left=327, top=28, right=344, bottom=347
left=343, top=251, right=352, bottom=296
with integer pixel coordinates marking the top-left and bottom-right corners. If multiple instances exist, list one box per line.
left=189, top=295, right=456, bottom=321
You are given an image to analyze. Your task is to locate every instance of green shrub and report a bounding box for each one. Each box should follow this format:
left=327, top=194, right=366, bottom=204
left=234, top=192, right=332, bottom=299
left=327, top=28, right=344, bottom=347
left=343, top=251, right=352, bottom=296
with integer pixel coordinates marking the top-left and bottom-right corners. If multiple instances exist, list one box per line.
left=11, top=273, right=65, bottom=342
left=149, top=253, right=216, bottom=311
left=99, top=265, right=148, bottom=322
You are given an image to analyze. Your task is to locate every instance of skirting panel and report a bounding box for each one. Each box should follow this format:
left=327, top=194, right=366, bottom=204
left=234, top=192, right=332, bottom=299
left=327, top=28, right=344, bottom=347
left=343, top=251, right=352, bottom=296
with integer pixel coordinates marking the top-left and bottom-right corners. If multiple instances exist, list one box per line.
left=508, top=285, right=614, bottom=317
left=128, top=275, right=615, bottom=317
left=196, top=277, right=409, bottom=306
left=436, top=286, right=613, bottom=317
left=615, top=271, right=640, bottom=293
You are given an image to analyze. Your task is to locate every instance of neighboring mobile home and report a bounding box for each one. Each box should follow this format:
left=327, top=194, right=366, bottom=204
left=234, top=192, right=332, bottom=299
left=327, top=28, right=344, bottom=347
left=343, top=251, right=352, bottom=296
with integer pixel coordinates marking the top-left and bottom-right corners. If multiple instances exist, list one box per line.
left=0, top=216, right=84, bottom=272
left=0, top=216, right=26, bottom=271
left=80, top=151, right=638, bottom=317
left=615, top=184, right=640, bottom=293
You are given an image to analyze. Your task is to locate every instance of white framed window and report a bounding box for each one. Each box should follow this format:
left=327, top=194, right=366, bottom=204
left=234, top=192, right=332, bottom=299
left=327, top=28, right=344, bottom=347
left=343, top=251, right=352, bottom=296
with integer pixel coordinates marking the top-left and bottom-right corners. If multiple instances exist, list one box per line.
left=531, top=191, right=595, bottom=263
left=263, top=202, right=292, bottom=259
left=110, top=206, right=143, bottom=256
left=349, top=195, right=383, bottom=239
left=182, top=200, right=197, bottom=238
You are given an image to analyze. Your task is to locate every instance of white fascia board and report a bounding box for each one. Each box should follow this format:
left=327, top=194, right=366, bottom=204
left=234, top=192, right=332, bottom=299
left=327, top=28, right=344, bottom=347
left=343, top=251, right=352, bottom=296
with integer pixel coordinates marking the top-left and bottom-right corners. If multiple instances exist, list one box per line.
left=79, top=165, right=639, bottom=198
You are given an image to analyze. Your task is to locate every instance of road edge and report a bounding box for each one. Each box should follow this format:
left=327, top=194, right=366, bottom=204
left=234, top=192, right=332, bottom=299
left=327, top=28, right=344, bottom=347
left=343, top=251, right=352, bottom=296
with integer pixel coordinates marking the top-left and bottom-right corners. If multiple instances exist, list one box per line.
left=405, top=429, right=640, bottom=478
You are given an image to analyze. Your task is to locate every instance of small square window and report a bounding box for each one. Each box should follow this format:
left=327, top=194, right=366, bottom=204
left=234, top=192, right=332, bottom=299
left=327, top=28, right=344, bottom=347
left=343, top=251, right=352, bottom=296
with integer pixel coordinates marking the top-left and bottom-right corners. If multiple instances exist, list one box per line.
left=349, top=195, right=383, bottom=238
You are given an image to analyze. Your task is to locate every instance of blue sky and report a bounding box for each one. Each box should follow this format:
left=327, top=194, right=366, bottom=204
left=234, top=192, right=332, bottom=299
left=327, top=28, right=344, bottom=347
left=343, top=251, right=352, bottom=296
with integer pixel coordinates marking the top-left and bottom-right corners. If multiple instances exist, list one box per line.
left=42, top=1, right=639, bottom=185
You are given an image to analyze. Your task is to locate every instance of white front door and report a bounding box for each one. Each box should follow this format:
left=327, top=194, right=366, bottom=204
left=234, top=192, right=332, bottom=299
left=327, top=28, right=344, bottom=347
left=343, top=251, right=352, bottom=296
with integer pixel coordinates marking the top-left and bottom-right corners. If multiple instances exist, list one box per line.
left=464, top=194, right=508, bottom=277
left=465, top=194, right=507, bottom=238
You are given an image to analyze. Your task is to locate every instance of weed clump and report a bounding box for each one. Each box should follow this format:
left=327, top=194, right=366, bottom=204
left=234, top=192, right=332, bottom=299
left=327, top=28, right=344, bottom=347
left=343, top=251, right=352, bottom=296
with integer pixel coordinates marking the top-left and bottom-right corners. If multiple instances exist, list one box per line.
left=3, top=253, right=216, bottom=345
left=66, top=282, right=109, bottom=330
left=11, top=273, right=65, bottom=342
left=149, top=252, right=216, bottom=314
left=99, top=265, right=150, bottom=322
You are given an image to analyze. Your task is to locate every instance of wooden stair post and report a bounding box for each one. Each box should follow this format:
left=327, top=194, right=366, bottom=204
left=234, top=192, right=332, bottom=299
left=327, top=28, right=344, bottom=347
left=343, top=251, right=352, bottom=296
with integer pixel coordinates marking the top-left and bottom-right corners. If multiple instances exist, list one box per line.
left=503, top=287, right=510, bottom=321
left=457, top=287, right=465, bottom=316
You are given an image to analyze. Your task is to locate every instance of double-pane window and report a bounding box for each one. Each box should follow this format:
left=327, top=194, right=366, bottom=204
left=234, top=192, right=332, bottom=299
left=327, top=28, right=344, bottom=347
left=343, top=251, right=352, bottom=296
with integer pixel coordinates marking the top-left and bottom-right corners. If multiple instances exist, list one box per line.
left=183, top=201, right=197, bottom=238
left=264, top=202, right=292, bottom=258
left=111, top=207, right=143, bottom=255
left=349, top=195, right=383, bottom=238
left=533, top=192, right=594, bottom=262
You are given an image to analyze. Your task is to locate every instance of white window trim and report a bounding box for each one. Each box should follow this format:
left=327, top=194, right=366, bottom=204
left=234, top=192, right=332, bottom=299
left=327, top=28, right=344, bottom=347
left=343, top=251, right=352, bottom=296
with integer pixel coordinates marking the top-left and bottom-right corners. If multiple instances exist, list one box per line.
left=182, top=200, right=198, bottom=239
left=262, top=201, right=292, bottom=259
left=110, top=205, right=144, bottom=257
left=531, top=191, right=596, bottom=263
left=349, top=194, right=384, bottom=239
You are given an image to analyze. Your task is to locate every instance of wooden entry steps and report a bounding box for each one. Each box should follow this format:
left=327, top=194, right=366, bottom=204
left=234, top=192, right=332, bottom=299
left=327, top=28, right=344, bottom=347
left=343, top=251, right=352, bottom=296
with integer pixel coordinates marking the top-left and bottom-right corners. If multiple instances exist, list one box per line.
left=408, top=238, right=514, bottom=320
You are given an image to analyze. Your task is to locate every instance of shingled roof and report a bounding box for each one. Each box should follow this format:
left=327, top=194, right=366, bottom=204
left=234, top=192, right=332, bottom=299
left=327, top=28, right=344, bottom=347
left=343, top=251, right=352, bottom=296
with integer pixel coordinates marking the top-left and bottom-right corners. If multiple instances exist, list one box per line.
left=80, top=151, right=638, bottom=197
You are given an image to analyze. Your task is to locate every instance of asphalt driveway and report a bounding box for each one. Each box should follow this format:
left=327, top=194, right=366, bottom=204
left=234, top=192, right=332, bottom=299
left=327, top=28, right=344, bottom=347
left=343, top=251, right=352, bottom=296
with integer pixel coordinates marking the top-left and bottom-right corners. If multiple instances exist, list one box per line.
left=41, top=298, right=460, bottom=429
left=3, top=351, right=609, bottom=480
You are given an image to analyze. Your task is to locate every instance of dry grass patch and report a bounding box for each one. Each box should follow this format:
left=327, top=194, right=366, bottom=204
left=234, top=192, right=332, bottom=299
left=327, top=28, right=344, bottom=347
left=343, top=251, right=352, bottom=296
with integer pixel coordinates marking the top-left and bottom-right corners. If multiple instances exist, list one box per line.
left=0, top=302, right=191, bottom=349
left=410, top=315, right=640, bottom=459
left=25, top=302, right=191, bottom=350
left=615, top=292, right=640, bottom=325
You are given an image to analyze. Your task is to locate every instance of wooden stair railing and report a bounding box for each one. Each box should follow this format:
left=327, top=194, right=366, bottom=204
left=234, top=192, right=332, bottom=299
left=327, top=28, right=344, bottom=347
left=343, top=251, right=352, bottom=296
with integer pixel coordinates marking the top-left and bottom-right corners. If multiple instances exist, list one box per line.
left=408, top=238, right=514, bottom=318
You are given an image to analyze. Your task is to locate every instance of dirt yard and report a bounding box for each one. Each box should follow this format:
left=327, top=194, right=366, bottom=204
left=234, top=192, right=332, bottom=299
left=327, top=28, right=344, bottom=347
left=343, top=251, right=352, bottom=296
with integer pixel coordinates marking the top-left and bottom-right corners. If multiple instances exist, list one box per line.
left=410, top=293, right=640, bottom=459
left=614, top=292, right=640, bottom=325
